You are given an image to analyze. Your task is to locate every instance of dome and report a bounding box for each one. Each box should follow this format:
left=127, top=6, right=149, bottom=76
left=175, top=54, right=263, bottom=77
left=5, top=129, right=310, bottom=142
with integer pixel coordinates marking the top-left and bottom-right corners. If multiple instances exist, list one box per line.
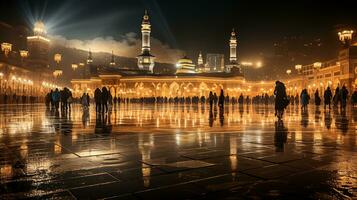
left=34, top=21, right=46, bottom=35
left=177, top=56, right=194, bottom=65
left=176, top=56, right=196, bottom=74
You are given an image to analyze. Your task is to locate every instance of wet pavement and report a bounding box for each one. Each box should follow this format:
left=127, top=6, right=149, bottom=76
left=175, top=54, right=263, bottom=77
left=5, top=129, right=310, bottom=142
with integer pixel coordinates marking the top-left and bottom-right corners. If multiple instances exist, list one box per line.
left=0, top=103, right=356, bottom=199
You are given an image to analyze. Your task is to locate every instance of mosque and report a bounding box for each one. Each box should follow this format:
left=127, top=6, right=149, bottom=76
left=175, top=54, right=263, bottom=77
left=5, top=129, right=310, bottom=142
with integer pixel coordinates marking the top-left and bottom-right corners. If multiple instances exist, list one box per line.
left=71, top=11, right=248, bottom=99
left=69, top=11, right=357, bottom=99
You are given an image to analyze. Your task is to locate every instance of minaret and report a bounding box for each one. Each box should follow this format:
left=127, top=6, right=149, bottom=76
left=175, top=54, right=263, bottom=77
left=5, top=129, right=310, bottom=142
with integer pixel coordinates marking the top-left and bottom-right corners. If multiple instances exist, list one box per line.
left=229, top=28, right=237, bottom=63
left=137, top=10, right=155, bottom=73
left=225, top=28, right=241, bottom=73
left=87, top=49, right=93, bottom=64
left=27, top=21, right=50, bottom=68
left=110, top=50, right=115, bottom=66
left=198, top=52, right=203, bottom=65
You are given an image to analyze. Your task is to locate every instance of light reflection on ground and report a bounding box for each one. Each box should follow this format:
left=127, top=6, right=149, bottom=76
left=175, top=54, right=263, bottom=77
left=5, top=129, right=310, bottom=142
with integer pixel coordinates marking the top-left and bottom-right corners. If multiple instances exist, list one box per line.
left=0, top=103, right=356, bottom=199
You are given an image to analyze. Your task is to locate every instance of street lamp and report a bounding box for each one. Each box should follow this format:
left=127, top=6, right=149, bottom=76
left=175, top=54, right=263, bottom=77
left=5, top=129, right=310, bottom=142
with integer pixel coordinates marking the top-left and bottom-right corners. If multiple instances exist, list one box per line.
left=53, top=70, right=63, bottom=78
left=338, top=30, right=354, bottom=44
left=1, top=43, right=12, bottom=57
left=71, top=64, right=78, bottom=70
left=54, top=53, right=62, bottom=64
left=295, top=64, right=302, bottom=74
left=313, top=62, right=322, bottom=70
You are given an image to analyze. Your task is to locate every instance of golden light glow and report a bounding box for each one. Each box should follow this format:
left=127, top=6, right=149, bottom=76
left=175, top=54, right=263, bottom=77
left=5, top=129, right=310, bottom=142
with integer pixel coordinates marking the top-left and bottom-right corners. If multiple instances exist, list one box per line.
left=34, top=21, right=46, bottom=35
left=1, top=43, right=12, bottom=56
left=54, top=54, right=62, bottom=63
left=53, top=70, right=63, bottom=77
left=19, top=50, right=29, bottom=58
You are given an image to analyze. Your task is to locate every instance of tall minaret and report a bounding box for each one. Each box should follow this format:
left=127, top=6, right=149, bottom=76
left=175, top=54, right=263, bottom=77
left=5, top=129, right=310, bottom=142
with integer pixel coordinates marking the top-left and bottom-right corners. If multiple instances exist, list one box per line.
left=87, top=49, right=93, bottom=64
left=141, top=10, right=151, bottom=53
left=110, top=50, right=115, bottom=66
left=229, top=28, right=237, bottom=63
left=198, top=51, right=203, bottom=65
left=137, top=10, right=155, bottom=72
left=225, top=28, right=241, bottom=73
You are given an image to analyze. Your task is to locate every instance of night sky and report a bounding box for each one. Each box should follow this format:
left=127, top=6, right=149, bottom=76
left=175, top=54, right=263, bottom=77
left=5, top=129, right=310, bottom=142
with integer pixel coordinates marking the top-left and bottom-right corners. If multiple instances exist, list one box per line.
left=1, top=0, right=357, bottom=60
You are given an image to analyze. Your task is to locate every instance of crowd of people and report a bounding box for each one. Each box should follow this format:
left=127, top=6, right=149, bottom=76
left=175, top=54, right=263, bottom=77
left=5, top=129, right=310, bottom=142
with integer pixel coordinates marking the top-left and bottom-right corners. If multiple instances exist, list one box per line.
left=43, top=84, right=357, bottom=117
left=45, top=87, right=74, bottom=111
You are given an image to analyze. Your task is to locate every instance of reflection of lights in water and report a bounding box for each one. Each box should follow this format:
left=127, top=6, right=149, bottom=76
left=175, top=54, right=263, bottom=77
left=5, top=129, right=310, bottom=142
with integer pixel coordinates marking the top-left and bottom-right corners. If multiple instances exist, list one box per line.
left=8, top=120, right=34, bottom=134
left=230, top=155, right=237, bottom=171
left=0, top=165, right=13, bottom=178
left=20, top=143, right=28, bottom=159
left=176, top=133, right=181, bottom=145
left=142, top=167, right=151, bottom=188
left=54, top=144, right=62, bottom=155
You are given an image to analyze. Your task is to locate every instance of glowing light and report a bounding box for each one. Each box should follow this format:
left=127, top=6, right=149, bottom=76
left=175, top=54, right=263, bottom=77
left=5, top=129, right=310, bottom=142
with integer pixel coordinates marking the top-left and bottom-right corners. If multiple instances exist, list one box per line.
left=256, top=61, right=262, bottom=68
left=19, top=50, right=29, bottom=58
left=54, top=54, right=62, bottom=63
left=1, top=43, right=12, bottom=56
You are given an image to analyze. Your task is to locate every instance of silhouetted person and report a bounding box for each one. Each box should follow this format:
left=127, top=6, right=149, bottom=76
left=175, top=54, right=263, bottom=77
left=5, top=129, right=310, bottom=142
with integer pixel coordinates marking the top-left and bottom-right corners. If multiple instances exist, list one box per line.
left=209, top=91, right=214, bottom=109
left=300, top=89, right=309, bottom=111
left=314, top=89, right=321, bottom=106
left=218, top=89, right=224, bottom=109
left=324, top=87, right=332, bottom=110
left=101, top=87, right=109, bottom=113
left=94, top=88, right=102, bottom=112
left=238, top=94, right=244, bottom=105
left=274, top=81, right=288, bottom=120
left=213, top=93, right=218, bottom=105
left=340, top=85, right=348, bottom=111
left=351, top=89, right=357, bottom=106
left=52, top=89, right=60, bottom=110
left=333, top=86, right=340, bottom=107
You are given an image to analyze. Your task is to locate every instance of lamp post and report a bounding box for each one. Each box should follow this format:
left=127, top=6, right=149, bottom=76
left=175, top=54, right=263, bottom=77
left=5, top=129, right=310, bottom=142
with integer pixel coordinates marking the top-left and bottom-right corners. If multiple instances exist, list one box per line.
left=1, top=43, right=12, bottom=57
left=295, top=64, right=302, bottom=74
left=19, top=50, right=29, bottom=63
left=71, top=63, right=78, bottom=71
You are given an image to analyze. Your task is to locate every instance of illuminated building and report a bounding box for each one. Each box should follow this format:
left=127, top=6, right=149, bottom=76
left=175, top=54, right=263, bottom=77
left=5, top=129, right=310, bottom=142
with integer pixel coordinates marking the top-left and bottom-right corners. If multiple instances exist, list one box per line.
left=176, top=56, right=196, bottom=74
left=27, top=21, right=50, bottom=68
left=137, top=10, right=155, bottom=73
left=71, top=12, right=246, bottom=98
left=205, top=54, right=224, bottom=72
left=225, top=29, right=241, bottom=73
left=196, top=52, right=204, bottom=72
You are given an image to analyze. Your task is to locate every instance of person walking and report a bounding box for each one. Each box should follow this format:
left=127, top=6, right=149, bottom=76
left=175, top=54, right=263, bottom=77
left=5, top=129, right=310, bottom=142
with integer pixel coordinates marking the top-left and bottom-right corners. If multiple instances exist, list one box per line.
left=324, top=87, right=332, bottom=110
left=52, top=88, right=61, bottom=110
left=101, top=87, right=109, bottom=113
left=274, top=81, right=288, bottom=120
left=94, top=88, right=102, bottom=113
left=300, top=89, right=310, bottom=111
left=218, top=89, right=225, bottom=109
left=209, top=91, right=214, bottom=109
left=340, top=85, right=349, bottom=111
left=314, top=89, right=321, bottom=106
left=351, top=88, right=357, bottom=106
left=81, top=93, right=89, bottom=110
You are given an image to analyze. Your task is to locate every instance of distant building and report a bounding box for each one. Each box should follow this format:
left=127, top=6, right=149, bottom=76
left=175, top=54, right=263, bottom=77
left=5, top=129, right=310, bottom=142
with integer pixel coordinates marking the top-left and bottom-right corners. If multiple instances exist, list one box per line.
left=206, top=53, right=224, bottom=72
left=27, top=21, right=50, bottom=68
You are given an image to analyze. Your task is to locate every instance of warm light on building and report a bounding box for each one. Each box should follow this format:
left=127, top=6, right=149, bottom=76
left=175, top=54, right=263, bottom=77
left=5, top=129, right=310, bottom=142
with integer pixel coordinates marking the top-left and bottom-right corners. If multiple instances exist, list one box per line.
left=54, top=53, right=62, bottom=64
left=34, top=21, right=47, bottom=36
left=338, top=30, right=354, bottom=43
left=286, top=69, right=291, bottom=75
left=1, top=42, right=12, bottom=56
left=313, top=62, right=322, bottom=69
left=53, top=70, right=63, bottom=77
left=72, top=64, right=78, bottom=70
left=19, top=50, right=29, bottom=58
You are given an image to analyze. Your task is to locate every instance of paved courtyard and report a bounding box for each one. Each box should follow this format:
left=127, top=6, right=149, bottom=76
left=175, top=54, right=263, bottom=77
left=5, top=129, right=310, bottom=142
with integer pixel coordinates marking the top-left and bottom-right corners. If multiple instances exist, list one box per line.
left=0, top=103, right=356, bottom=199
